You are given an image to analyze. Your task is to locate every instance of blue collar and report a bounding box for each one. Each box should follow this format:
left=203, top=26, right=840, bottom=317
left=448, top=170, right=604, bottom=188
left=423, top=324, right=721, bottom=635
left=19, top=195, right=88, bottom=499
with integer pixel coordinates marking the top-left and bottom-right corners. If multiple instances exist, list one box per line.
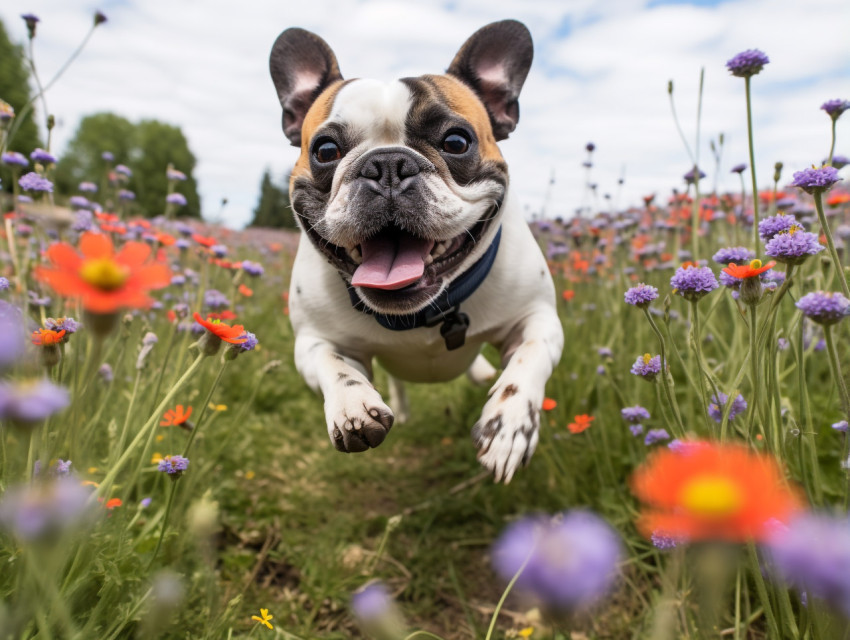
left=345, top=226, right=502, bottom=350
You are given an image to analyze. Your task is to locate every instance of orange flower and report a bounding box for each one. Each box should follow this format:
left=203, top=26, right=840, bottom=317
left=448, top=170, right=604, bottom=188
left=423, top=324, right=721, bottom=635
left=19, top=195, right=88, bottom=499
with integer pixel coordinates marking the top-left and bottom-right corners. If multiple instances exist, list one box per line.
left=562, top=290, right=575, bottom=302
left=193, top=312, right=248, bottom=344
left=827, top=192, right=850, bottom=206
left=542, top=398, right=557, bottom=411
left=630, top=441, right=802, bottom=542
left=238, top=283, right=253, bottom=297
left=567, top=414, right=594, bottom=434
left=192, top=234, right=217, bottom=248
left=207, top=310, right=237, bottom=321
left=95, top=211, right=119, bottom=223
left=105, top=498, right=122, bottom=510
left=722, top=259, right=776, bottom=280
left=35, top=232, right=171, bottom=313
left=31, top=328, right=65, bottom=346
left=160, top=404, right=193, bottom=427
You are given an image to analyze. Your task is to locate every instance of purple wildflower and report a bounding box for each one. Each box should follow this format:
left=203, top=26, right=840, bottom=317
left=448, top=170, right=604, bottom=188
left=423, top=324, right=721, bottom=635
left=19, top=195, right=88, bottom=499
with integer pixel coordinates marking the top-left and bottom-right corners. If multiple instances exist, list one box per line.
left=21, top=14, right=39, bottom=38
left=830, top=155, right=849, bottom=170
left=684, top=168, right=706, bottom=184
left=621, top=406, right=650, bottom=423
left=175, top=238, right=190, bottom=251
left=351, top=582, right=395, bottom=622
left=115, top=164, right=132, bottom=177
left=166, top=168, right=186, bottom=181
left=166, top=192, right=187, bottom=206
left=629, top=424, right=644, bottom=437
left=708, top=392, right=748, bottom=423
left=101, top=151, right=114, bottom=162
left=492, top=510, right=622, bottom=612
left=644, top=428, right=670, bottom=445
left=670, top=266, right=719, bottom=301
left=69, top=195, right=91, bottom=210
left=0, top=379, right=70, bottom=424
left=157, top=454, right=190, bottom=477
left=631, top=354, right=662, bottom=381
left=766, top=513, right=850, bottom=617
left=117, top=189, right=135, bottom=201
left=98, top=363, right=113, bottom=383
left=72, top=210, right=94, bottom=233
left=45, top=317, right=80, bottom=335
left=821, top=99, right=849, bottom=120
left=78, top=181, right=98, bottom=193
left=2, top=151, right=28, bottom=167
left=203, top=289, right=230, bottom=309
left=0, top=477, right=96, bottom=541
left=18, top=172, right=53, bottom=193
left=53, top=459, right=72, bottom=476
left=0, top=278, right=8, bottom=292
left=236, top=332, right=258, bottom=352
left=241, top=260, right=264, bottom=277
left=759, top=214, right=798, bottom=240
left=765, top=227, right=824, bottom=265
left=712, top=246, right=754, bottom=266
left=624, top=283, right=658, bottom=307
left=30, top=148, right=56, bottom=164
left=726, top=49, right=770, bottom=77
left=651, top=531, right=681, bottom=550
left=210, top=244, right=227, bottom=258
left=796, top=291, right=850, bottom=325
left=832, top=421, right=848, bottom=433
left=140, top=497, right=152, bottom=509
left=731, top=163, right=747, bottom=174
left=597, top=347, right=613, bottom=359
left=791, top=166, right=842, bottom=194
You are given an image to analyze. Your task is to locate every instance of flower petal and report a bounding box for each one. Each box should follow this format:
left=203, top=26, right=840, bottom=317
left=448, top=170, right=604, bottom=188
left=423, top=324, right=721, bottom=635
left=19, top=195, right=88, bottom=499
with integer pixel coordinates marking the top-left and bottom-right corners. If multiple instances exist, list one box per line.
left=79, top=232, right=114, bottom=259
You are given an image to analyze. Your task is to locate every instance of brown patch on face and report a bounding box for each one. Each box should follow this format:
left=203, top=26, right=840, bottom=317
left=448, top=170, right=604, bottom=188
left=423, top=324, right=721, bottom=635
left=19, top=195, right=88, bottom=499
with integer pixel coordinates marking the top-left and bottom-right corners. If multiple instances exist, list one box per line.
left=425, top=74, right=504, bottom=164
left=500, top=384, right=518, bottom=401
left=290, top=79, right=347, bottom=187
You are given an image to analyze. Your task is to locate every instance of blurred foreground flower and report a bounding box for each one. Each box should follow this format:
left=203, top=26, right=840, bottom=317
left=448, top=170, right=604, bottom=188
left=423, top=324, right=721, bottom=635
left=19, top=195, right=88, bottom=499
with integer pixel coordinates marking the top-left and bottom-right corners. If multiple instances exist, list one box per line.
left=631, top=441, right=802, bottom=542
left=492, top=510, right=622, bottom=613
left=0, top=477, right=96, bottom=541
left=0, top=378, right=70, bottom=425
left=351, top=581, right=406, bottom=639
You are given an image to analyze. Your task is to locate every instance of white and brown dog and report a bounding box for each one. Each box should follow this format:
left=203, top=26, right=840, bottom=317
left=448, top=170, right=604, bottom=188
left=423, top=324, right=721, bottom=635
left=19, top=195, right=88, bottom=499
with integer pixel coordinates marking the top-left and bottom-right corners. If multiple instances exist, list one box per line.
left=269, top=20, right=563, bottom=482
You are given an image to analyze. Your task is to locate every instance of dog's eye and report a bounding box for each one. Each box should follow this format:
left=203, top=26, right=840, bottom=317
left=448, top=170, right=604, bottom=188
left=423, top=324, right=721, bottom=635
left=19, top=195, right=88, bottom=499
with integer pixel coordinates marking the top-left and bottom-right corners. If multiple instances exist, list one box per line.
left=314, top=140, right=341, bottom=163
left=441, top=132, right=470, bottom=155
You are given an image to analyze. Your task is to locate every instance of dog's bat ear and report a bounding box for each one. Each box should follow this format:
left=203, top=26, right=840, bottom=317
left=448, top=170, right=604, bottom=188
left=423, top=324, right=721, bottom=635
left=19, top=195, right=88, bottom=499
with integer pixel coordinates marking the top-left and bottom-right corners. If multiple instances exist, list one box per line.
left=447, top=20, right=533, bottom=141
left=270, top=28, right=343, bottom=147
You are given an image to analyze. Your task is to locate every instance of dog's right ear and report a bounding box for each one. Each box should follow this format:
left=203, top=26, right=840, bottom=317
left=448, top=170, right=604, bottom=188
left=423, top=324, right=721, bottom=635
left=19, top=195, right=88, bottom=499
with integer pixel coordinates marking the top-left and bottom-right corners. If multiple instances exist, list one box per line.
left=270, top=28, right=343, bottom=147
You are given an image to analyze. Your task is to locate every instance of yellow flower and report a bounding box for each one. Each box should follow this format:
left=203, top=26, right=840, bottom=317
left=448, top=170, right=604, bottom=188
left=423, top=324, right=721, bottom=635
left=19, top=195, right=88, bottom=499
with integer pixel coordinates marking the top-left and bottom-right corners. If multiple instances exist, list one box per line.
left=251, top=608, right=274, bottom=630
left=519, top=628, right=534, bottom=638
left=151, top=453, right=163, bottom=464
left=245, top=470, right=256, bottom=480
left=208, top=403, right=227, bottom=412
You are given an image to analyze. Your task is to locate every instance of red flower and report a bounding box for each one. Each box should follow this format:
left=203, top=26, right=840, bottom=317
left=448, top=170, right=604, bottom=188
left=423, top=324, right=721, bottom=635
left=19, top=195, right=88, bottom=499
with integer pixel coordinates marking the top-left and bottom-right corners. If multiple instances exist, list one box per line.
left=192, top=234, right=216, bottom=248
left=562, top=290, right=575, bottom=301
left=722, top=259, right=775, bottom=280
left=193, top=312, right=248, bottom=344
left=35, top=232, right=171, bottom=313
left=542, top=398, right=557, bottom=411
left=567, top=414, right=594, bottom=434
left=238, top=283, right=253, bottom=297
left=207, top=310, right=237, bottom=321
left=161, top=404, right=193, bottom=427
left=31, top=328, right=65, bottom=346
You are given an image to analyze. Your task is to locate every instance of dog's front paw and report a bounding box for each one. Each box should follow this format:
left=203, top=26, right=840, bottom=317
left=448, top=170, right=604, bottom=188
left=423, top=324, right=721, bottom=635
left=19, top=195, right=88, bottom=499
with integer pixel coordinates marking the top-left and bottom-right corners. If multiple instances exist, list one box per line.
left=325, top=382, right=394, bottom=453
left=471, top=385, right=540, bottom=483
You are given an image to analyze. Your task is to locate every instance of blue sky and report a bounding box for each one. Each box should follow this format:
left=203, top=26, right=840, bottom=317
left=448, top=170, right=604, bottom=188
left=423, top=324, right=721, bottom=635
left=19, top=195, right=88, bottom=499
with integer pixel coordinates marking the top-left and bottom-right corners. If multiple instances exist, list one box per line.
left=1, top=0, right=849, bottom=228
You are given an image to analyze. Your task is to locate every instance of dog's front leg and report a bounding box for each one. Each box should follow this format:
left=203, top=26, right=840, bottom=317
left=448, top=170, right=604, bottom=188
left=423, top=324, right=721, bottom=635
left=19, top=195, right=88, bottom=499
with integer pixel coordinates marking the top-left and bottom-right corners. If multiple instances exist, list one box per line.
left=295, top=334, right=394, bottom=453
left=472, top=307, right=564, bottom=482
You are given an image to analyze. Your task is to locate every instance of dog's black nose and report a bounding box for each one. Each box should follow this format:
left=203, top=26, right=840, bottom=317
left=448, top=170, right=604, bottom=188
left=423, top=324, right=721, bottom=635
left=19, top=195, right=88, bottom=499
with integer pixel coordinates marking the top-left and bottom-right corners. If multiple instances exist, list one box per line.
left=359, top=150, right=423, bottom=192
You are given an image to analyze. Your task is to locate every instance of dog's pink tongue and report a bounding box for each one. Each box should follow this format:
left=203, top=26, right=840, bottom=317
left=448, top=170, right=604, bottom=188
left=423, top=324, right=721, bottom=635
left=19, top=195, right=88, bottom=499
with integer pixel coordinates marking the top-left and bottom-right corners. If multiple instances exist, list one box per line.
left=352, top=233, right=434, bottom=290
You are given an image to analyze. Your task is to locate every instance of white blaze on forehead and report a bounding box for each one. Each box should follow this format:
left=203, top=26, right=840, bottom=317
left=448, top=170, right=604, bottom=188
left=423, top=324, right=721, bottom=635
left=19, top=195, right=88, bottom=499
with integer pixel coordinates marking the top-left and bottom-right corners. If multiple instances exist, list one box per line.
left=329, top=79, right=411, bottom=145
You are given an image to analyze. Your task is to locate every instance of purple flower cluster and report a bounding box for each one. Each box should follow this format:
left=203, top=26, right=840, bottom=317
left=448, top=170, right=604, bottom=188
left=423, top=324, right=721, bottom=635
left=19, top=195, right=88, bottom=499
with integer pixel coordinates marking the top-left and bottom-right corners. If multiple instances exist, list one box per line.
left=18, top=172, right=53, bottom=192
left=0, top=379, right=70, bottom=424
left=764, top=227, right=824, bottom=265
left=712, top=246, right=754, bottom=266
left=203, top=289, right=230, bottom=309
left=166, top=168, right=187, bottom=181
left=832, top=421, right=849, bottom=433
left=2, top=151, right=28, bottom=167
left=236, top=331, right=258, bottom=352
left=492, top=510, right=622, bottom=612
left=726, top=49, right=769, bottom=77
left=351, top=581, right=395, bottom=622
left=644, top=428, right=670, bottom=446
left=621, top=405, right=650, bottom=423
left=78, top=181, right=98, bottom=193
left=166, top=192, right=187, bottom=206
left=730, top=163, right=747, bottom=174
left=670, top=266, right=718, bottom=301
left=766, top=513, right=850, bottom=617
left=0, top=477, right=96, bottom=541
left=796, top=291, right=850, bottom=325
left=791, top=166, right=842, bottom=194
left=242, top=260, right=265, bottom=277
left=759, top=214, right=798, bottom=240
left=650, top=531, right=680, bottom=550
left=45, top=316, right=80, bottom=335
left=30, top=148, right=56, bottom=164
left=624, top=283, right=658, bottom=307
left=708, top=392, right=748, bottom=423
left=631, top=354, right=661, bottom=381
left=158, top=454, right=190, bottom=476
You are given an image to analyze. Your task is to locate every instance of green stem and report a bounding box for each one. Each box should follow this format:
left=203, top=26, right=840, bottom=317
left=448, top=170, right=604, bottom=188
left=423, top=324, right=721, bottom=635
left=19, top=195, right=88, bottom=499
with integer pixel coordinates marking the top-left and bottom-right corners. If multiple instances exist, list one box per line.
left=746, top=303, right=761, bottom=445
left=181, top=358, right=229, bottom=457
left=484, top=549, right=534, bottom=640
left=746, top=541, right=781, bottom=639
left=643, top=309, right=686, bottom=437
left=744, top=76, right=760, bottom=255
left=813, top=191, right=850, bottom=299
left=147, top=479, right=179, bottom=570
left=828, top=118, right=837, bottom=166
left=824, top=325, right=850, bottom=509
left=690, top=301, right=721, bottom=436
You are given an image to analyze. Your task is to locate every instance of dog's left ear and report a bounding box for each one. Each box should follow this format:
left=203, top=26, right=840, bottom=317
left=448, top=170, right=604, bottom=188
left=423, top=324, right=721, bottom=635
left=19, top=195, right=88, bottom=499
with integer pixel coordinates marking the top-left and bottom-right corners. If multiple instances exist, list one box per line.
left=447, top=20, right=533, bottom=141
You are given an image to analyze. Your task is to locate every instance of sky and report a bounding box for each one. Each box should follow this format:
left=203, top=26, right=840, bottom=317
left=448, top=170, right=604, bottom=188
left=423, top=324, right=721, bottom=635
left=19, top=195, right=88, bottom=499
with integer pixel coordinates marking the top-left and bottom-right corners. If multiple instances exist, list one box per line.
left=1, top=0, right=849, bottom=229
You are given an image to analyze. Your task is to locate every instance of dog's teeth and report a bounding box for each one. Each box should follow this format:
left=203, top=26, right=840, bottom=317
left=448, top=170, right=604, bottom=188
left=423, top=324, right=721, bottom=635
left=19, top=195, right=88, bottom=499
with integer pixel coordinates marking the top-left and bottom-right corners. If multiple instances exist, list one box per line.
left=348, top=247, right=362, bottom=264
left=432, top=242, right=449, bottom=258
left=425, top=254, right=434, bottom=266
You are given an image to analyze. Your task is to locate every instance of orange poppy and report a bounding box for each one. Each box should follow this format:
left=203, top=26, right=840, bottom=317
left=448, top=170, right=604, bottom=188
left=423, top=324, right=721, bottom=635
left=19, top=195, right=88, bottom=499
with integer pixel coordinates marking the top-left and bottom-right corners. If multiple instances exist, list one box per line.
left=192, top=234, right=217, bottom=248
left=238, top=284, right=253, bottom=297
left=562, top=290, right=575, bottom=301
left=542, top=398, right=557, bottom=411
left=105, top=498, right=122, bottom=510
left=153, top=231, right=175, bottom=246
left=207, top=310, right=237, bottom=321
left=630, top=441, right=802, bottom=542
left=826, top=192, right=850, bottom=206
left=95, top=212, right=119, bottom=223
left=161, top=404, right=193, bottom=427
left=31, top=328, right=65, bottom=346
left=567, top=414, right=594, bottom=434
left=193, top=312, right=248, bottom=344
left=35, top=232, right=171, bottom=313
left=722, top=259, right=775, bottom=280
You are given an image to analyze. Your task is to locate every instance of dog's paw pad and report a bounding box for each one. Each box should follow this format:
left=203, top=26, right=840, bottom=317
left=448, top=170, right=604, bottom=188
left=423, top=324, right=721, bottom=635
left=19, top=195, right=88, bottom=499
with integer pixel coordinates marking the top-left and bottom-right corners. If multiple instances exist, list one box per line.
left=472, top=395, right=539, bottom=483
left=327, top=392, right=394, bottom=453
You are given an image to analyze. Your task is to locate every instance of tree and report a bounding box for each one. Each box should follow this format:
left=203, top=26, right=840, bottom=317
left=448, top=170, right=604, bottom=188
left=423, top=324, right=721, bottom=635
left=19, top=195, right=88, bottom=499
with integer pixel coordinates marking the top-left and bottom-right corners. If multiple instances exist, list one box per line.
left=54, top=113, right=202, bottom=218
left=0, top=18, right=43, bottom=193
left=249, top=168, right=296, bottom=229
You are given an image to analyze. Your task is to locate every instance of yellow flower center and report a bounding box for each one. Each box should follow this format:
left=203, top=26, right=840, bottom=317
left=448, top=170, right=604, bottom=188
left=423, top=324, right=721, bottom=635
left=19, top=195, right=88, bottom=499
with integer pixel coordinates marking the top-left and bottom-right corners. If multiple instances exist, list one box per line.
left=79, top=257, right=129, bottom=290
left=680, top=475, right=742, bottom=517
left=749, top=259, right=762, bottom=270
left=642, top=353, right=652, bottom=364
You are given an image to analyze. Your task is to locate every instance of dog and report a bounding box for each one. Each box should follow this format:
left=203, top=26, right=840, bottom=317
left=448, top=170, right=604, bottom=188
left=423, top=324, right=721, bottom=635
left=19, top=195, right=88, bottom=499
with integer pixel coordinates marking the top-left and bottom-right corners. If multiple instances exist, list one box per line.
left=269, top=20, right=563, bottom=482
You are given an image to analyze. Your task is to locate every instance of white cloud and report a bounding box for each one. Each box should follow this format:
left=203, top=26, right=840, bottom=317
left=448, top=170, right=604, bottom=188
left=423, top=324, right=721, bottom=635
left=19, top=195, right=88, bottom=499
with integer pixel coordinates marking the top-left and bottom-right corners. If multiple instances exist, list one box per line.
left=1, top=0, right=848, bottom=229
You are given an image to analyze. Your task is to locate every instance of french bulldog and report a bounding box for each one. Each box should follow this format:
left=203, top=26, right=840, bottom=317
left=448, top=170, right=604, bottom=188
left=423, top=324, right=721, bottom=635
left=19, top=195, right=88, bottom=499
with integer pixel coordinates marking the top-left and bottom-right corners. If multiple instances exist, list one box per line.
left=269, top=20, right=563, bottom=482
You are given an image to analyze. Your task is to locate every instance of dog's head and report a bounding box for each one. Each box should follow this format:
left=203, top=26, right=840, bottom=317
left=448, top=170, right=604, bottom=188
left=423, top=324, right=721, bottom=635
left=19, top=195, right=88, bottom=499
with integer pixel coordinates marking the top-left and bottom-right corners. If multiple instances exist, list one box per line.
left=270, top=21, right=532, bottom=314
